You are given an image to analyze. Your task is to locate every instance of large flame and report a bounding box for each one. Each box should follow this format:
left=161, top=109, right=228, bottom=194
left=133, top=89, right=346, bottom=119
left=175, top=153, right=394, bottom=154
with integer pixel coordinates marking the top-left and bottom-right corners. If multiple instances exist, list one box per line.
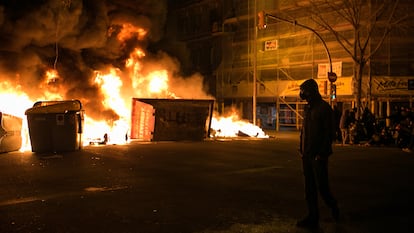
left=86, top=69, right=130, bottom=145
left=0, top=23, right=268, bottom=153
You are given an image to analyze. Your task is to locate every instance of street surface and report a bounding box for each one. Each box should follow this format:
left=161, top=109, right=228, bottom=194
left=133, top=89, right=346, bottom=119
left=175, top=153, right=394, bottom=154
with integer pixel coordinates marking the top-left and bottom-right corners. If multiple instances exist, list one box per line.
left=0, top=131, right=413, bottom=233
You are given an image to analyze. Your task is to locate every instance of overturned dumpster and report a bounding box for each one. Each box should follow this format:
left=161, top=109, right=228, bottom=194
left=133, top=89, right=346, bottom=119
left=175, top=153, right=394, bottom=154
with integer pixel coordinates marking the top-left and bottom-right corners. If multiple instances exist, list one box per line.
left=0, top=112, right=22, bottom=153
left=131, top=98, right=214, bottom=141
left=25, top=100, right=84, bottom=153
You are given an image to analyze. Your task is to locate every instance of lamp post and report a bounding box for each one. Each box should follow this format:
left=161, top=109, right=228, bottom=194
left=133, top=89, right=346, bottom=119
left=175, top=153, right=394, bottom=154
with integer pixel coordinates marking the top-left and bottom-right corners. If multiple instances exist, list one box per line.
left=252, top=0, right=258, bottom=126
left=258, top=11, right=337, bottom=106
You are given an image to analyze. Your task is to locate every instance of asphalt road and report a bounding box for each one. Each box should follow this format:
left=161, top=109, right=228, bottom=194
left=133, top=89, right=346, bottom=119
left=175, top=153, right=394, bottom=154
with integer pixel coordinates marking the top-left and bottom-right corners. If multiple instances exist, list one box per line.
left=0, top=131, right=413, bottom=233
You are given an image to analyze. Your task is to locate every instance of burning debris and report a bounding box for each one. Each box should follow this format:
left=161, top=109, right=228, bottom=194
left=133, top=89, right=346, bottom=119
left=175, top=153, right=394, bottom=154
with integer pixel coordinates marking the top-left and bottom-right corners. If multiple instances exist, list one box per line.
left=0, top=0, right=268, bottom=151
left=210, top=109, right=269, bottom=139
left=131, top=98, right=214, bottom=141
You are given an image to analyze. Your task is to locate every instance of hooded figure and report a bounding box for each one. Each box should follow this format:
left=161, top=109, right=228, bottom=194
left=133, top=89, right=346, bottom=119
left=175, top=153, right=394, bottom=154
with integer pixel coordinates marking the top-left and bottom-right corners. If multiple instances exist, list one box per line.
left=297, top=79, right=339, bottom=230
left=299, top=79, right=334, bottom=158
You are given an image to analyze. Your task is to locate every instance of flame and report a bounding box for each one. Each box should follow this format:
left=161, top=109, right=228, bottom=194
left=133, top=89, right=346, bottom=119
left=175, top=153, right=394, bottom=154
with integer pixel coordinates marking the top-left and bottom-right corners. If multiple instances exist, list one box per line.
left=87, top=69, right=130, bottom=145
left=117, top=23, right=147, bottom=42
left=94, top=69, right=129, bottom=117
left=45, top=69, right=59, bottom=84
left=0, top=82, right=35, bottom=151
left=0, top=82, right=32, bottom=117
left=210, top=110, right=269, bottom=139
left=126, top=48, right=146, bottom=68
left=1, top=38, right=268, bottom=153
left=145, top=70, right=176, bottom=98
left=148, top=70, right=168, bottom=93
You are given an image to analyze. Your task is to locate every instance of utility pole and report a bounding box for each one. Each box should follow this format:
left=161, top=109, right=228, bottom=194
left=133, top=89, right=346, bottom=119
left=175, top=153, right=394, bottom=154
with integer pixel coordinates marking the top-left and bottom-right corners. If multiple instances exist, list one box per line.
left=252, top=0, right=257, bottom=126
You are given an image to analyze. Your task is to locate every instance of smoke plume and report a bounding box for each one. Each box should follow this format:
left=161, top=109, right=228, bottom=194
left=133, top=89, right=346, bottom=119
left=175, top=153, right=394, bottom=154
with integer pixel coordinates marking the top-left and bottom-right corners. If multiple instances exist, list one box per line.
left=0, top=0, right=211, bottom=121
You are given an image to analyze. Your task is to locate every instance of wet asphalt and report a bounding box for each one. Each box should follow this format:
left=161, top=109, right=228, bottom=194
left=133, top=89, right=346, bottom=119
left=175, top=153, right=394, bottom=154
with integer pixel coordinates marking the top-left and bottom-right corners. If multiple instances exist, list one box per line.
left=0, top=131, right=413, bottom=233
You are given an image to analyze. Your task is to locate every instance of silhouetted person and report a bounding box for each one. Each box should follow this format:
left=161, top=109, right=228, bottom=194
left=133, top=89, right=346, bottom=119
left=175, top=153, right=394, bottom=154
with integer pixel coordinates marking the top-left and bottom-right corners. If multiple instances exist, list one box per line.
left=340, top=109, right=350, bottom=145
left=297, top=79, right=339, bottom=230
left=362, top=107, right=375, bottom=140
left=348, top=108, right=357, bottom=144
left=333, top=105, right=342, bottom=142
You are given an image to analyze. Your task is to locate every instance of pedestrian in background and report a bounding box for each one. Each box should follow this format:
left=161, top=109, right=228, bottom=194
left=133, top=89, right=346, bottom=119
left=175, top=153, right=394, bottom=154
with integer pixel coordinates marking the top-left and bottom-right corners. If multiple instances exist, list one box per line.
left=348, top=108, right=357, bottom=144
left=333, top=105, right=342, bottom=143
left=339, top=109, right=350, bottom=145
left=297, top=79, right=340, bottom=230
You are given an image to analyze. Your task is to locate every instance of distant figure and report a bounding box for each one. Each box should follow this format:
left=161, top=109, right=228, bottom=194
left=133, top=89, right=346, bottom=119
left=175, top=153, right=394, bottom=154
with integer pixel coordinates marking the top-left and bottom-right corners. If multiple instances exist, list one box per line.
left=333, top=105, right=342, bottom=142
left=339, top=109, right=350, bottom=145
left=402, top=125, right=414, bottom=153
left=102, top=133, right=108, bottom=144
left=297, top=79, right=340, bottom=230
left=348, top=108, right=357, bottom=144
left=362, top=107, right=375, bottom=140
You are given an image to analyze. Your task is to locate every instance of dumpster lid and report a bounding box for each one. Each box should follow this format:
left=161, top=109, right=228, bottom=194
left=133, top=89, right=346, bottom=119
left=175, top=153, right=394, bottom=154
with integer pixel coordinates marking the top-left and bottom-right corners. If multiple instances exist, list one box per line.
left=25, top=100, right=82, bottom=114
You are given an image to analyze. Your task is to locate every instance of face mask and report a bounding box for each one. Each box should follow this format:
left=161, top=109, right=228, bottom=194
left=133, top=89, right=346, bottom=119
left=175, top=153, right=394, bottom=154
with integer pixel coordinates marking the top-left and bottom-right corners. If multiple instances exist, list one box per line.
left=299, top=88, right=308, bottom=100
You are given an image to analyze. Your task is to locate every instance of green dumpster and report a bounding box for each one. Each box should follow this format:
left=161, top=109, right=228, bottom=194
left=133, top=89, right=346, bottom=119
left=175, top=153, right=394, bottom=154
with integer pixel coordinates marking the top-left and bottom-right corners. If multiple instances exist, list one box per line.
left=25, top=100, right=84, bottom=153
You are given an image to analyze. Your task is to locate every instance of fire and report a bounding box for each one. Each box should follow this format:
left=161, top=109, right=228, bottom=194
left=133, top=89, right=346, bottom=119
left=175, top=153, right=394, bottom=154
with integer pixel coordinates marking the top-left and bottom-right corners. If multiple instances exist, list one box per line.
left=94, top=69, right=129, bottom=117
left=1, top=59, right=269, bottom=152
left=126, top=49, right=176, bottom=99
left=126, top=48, right=146, bottom=68
left=148, top=70, right=168, bottom=93
left=117, top=23, right=147, bottom=42
left=146, top=70, right=176, bottom=98
left=210, top=110, right=269, bottom=138
left=1, top=31, right=268, bottom=153
left=45, top=69, right=59, bottom=84
left=0, top=82, right=32, bottom=151
left=0, top=82, right=33, bottom=117
left=87, top=69, right=130, bottom=145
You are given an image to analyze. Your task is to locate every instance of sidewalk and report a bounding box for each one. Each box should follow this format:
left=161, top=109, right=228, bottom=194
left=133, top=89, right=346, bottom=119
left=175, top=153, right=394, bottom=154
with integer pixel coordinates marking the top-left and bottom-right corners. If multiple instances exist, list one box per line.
left=265, top=128, right=404, bottom=149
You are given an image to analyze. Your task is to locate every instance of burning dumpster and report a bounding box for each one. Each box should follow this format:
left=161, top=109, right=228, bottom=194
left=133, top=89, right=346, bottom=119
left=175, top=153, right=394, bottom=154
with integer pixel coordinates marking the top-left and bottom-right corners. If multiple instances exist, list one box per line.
left=25, top=100, right=84, bottom=153
left=0, top=112, right=22, bottom=153
left=131, top=98, right=214, bottom=141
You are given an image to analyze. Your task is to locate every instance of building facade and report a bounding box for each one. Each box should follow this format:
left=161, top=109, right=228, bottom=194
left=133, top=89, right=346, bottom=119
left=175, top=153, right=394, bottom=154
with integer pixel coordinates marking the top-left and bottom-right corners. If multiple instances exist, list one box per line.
left=167, top=0, right=414, bottom=130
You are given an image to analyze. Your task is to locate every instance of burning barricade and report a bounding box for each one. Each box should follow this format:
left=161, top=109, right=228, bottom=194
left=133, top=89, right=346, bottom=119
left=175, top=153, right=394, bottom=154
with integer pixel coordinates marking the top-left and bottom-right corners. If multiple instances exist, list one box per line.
left=131, top=98, right=214, bottom=141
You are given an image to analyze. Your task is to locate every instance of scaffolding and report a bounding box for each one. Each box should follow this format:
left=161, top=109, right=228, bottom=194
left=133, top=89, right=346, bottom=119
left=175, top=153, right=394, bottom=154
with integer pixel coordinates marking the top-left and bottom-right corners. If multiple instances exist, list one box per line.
left=214, top=0, right=414, bottom=129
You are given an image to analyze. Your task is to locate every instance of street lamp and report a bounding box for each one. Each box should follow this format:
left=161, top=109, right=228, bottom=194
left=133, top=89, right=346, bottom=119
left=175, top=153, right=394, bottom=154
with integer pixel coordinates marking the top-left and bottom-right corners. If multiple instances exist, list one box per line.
left=258, top=11, right=337, bottom=105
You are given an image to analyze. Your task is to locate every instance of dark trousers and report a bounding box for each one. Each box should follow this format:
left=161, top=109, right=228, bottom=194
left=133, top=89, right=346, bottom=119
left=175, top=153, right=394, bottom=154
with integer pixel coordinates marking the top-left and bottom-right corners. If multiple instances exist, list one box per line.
left=302, top=156, right=338, bottom=220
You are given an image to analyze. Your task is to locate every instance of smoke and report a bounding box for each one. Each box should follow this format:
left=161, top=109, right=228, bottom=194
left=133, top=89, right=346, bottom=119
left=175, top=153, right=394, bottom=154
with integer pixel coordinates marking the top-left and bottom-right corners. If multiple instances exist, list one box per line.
left=0, top=0, right=211, bottom=122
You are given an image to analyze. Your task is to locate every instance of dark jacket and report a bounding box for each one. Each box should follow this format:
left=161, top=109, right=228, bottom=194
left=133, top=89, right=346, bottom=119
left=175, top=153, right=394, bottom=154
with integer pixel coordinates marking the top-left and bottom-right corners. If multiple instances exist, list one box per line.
left=300, top=96, right=335, bottom=159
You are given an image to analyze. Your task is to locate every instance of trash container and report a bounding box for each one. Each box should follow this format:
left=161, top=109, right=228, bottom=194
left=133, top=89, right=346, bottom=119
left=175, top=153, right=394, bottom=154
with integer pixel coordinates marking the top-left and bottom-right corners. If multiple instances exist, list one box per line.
left=0, top=112, right=22, bottom=153
left=131, top=98, right=214, bottom=141
left=25, top=100, right=84, bottom=153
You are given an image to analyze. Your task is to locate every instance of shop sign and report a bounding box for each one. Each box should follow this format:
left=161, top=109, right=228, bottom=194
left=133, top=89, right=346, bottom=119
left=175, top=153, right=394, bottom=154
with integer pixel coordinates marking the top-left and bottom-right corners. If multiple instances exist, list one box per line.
left=264, top=39, right=278, bottom=51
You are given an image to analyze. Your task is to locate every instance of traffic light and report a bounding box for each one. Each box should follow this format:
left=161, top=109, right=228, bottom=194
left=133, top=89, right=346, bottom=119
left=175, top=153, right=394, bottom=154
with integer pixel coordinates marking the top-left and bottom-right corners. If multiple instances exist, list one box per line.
left=258, top=11, right=267, bottom=29
left=331, top=84, right=337, bottom=100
